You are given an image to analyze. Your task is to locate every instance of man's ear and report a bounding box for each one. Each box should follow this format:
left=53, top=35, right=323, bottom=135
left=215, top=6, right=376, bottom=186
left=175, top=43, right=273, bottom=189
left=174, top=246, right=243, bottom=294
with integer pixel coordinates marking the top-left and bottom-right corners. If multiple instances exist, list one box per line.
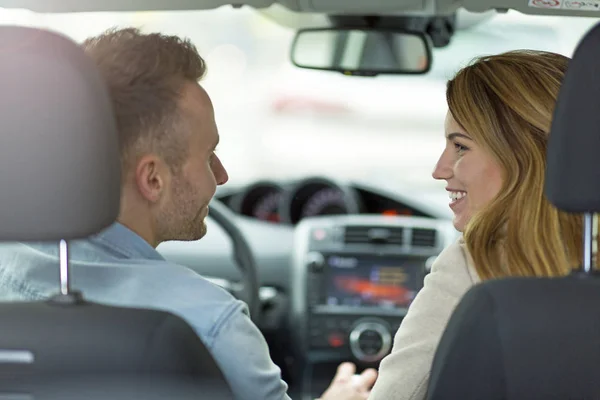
left=134, top=154, right=168, bottom=203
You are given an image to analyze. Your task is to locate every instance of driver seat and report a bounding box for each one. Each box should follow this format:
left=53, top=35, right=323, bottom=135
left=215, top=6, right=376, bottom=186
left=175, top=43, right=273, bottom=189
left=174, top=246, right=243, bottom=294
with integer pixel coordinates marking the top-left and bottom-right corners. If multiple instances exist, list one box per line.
left=426, top=22, right=600, bottom=400
left=0, top=26, right=233, bottom=400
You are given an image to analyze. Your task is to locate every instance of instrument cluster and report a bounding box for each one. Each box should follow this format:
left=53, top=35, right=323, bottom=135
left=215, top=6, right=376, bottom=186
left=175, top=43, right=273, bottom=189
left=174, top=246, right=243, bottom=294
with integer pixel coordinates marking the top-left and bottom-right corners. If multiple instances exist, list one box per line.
left=226, top=177, right=432, bottom=225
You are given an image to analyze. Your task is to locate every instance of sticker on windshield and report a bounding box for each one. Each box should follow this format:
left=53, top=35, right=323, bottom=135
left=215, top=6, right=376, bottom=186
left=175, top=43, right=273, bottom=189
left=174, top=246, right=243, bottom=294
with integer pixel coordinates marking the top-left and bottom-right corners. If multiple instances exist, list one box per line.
left=529, top=0, right=600, bottom=9
left=563, top=0, right=600, bottom=10
left=529, top=0, right=562, bottom=8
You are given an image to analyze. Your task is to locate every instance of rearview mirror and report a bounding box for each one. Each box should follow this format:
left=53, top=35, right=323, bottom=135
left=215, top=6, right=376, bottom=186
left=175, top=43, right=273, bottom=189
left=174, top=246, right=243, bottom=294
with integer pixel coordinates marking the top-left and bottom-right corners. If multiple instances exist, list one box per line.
left=291, top=28, right=432, bottom=76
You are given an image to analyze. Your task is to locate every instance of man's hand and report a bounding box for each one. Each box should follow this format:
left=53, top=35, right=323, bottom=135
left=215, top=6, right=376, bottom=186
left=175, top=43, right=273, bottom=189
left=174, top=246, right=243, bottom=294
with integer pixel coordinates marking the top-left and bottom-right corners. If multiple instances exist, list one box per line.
left=318, top=362, right=378, bottom=400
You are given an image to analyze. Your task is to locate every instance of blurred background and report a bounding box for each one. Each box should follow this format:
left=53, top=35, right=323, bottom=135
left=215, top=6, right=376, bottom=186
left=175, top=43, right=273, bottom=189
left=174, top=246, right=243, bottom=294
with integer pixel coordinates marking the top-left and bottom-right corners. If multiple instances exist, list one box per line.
left=1, top=6, right=596, bottom=204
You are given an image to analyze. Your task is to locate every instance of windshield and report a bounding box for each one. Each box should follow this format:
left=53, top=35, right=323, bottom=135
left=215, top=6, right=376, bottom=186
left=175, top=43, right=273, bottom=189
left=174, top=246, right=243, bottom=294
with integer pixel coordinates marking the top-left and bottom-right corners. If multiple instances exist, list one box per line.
left=2, top=7, right=596, bottom=199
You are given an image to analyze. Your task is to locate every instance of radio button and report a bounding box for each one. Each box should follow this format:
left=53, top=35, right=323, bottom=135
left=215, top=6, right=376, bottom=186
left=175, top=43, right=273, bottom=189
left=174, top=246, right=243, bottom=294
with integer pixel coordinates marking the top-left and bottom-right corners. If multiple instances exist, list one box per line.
left=339, top=319, right=352, bottom=330
left=309, top=327, right=322, bottom=337
left=306, top=252, right=325, bottom=272
left=349, top=321, right=392, bottom=363
left=327, top=332, right=345, bottom=348
left=310, top=336, right=327, bottom=348
left=326, top=319, right=337, bottom=329
left=359, top=330, right=383, bottom=355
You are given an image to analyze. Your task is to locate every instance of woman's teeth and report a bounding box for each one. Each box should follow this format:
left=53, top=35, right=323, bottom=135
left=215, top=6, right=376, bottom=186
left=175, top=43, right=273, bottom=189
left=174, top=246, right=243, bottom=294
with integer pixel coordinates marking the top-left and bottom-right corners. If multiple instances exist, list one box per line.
left=450, top=191, right=466, bottom=201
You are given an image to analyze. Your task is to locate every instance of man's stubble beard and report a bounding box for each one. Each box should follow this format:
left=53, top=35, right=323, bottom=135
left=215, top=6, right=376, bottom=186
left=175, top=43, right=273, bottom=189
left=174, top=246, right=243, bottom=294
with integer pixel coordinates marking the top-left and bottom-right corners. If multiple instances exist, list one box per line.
left=156, top=176, right=208, bottom=243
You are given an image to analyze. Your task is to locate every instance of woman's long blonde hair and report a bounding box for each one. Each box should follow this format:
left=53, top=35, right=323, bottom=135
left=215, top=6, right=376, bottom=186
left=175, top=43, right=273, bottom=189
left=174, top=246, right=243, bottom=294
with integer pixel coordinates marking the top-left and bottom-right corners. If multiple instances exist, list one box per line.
left=447, top=50, right=583, bottom=280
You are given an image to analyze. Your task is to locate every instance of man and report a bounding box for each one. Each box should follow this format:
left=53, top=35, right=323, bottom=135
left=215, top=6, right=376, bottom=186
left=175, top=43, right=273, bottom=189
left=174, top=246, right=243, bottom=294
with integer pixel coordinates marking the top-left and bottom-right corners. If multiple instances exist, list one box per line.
left=0, top=27, right=377, bottom=400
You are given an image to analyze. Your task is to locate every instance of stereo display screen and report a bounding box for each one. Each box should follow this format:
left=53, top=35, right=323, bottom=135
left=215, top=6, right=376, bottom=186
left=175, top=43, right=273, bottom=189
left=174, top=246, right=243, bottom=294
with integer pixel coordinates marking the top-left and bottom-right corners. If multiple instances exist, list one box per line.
left=324, top=254, right=425, bottom=309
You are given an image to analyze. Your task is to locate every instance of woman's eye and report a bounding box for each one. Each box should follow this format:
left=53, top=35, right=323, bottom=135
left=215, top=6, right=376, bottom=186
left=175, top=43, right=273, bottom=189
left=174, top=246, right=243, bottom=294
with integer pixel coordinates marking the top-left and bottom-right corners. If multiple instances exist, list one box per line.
left=454, top=142, right=468, bottom=153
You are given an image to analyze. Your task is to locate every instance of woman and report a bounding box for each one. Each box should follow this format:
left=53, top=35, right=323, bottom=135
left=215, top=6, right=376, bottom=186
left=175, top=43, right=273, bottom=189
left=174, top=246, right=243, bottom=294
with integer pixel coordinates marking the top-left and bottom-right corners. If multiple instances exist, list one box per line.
left=368, top=50, right=582, bottom=400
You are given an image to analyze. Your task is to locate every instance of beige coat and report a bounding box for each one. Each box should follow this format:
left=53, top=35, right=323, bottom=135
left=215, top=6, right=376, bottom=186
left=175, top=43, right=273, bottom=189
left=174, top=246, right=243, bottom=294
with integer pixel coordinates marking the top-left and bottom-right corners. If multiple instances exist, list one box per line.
left=368, top=237, right=480, bottom=400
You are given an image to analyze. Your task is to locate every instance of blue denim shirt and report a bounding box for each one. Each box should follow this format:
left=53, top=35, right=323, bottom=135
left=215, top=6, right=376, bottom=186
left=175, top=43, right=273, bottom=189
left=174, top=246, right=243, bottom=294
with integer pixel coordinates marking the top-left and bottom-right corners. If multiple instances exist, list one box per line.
left=0, top=222, right=290, bottom=400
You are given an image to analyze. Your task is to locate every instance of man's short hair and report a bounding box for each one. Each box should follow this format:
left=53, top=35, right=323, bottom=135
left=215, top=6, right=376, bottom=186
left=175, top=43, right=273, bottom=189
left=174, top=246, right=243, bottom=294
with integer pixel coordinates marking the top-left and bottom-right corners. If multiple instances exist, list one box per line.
left=82, top=27, right=207, bottom=172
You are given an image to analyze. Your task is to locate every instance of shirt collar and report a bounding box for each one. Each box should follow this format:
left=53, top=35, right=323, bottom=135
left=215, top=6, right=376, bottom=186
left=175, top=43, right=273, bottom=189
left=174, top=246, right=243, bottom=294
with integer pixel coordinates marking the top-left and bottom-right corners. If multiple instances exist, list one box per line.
left=90, top=222, right=166, bottom=261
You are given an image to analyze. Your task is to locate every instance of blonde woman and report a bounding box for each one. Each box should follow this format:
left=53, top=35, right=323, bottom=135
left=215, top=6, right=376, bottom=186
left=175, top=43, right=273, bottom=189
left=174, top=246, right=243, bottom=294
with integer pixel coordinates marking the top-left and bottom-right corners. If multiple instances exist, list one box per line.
left=369, top=50, right=582, bottom=400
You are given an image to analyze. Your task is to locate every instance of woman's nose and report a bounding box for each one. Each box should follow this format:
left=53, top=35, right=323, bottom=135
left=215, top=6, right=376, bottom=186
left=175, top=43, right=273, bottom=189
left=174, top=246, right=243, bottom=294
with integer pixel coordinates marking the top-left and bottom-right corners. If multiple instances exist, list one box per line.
left=432, top=152, right=452, bottom=180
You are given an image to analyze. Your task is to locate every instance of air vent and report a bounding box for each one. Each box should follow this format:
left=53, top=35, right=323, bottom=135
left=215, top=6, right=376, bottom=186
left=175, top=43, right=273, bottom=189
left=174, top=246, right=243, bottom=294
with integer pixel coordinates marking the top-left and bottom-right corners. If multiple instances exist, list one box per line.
left=411, top=228, right=437, bottom=247
left=344, top=226, right=404, bottom=245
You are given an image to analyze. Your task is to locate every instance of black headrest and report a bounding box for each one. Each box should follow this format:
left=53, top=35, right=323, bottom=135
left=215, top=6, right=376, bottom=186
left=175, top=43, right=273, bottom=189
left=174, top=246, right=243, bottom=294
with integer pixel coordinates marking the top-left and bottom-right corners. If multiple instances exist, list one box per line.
left=0, top=26, right=120, bottom=241
left=427, top=274, right=600, bottom=400
left=545, top=22, right=600, bottom=212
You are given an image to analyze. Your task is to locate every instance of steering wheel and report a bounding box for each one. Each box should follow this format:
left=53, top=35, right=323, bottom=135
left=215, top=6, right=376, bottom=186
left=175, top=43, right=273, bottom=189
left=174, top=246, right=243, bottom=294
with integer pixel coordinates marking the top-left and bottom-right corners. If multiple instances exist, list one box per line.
left=207, top=199, right=261, bottom=323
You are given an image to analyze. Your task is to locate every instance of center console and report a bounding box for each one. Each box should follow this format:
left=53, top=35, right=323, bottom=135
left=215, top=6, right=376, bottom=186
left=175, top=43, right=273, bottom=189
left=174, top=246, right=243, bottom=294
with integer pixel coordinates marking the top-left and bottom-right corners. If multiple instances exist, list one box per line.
left=289, top=215, right=456, bottom=397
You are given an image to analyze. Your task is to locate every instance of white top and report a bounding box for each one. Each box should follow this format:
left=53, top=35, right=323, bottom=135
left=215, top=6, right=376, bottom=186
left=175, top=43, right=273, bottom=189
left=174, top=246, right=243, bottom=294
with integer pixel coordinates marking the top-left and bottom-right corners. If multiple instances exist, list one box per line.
left=369, top=236, right=481, bottom=400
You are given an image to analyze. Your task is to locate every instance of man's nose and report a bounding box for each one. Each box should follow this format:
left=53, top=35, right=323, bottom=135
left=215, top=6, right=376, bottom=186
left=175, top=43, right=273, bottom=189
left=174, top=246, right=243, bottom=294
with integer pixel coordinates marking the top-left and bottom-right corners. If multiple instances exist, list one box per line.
left=432, top=152, right=452, bottom=181
left=214, top=156, right=229, bottom=186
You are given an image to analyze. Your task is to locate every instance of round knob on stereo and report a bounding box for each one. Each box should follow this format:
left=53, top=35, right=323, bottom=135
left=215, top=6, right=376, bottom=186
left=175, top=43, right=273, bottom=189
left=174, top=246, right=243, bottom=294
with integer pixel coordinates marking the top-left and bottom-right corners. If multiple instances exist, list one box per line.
left=349, top=321, right=392, bottom=363
left=306, top=252, right=325, bottom=272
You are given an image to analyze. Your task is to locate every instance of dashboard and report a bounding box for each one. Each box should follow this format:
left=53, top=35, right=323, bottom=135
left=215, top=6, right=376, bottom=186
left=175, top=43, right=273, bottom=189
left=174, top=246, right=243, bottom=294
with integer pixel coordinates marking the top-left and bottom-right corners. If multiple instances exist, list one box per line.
left=160, top=176, right=451, bottom=293
left=218, top=177, right=438, bottom=225
left=158, top=176, right=457, bottom=396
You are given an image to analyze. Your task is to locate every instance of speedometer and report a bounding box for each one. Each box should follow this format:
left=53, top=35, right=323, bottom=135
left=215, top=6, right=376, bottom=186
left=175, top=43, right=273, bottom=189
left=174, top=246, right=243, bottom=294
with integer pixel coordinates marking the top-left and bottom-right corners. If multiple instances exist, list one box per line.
left=253, top=191, right=282, bottom=222
left=280, top=177, right=362, bottom=224
left=231, top=182, right=284, bottom=224
left=301, top=187, right=349, bottom=218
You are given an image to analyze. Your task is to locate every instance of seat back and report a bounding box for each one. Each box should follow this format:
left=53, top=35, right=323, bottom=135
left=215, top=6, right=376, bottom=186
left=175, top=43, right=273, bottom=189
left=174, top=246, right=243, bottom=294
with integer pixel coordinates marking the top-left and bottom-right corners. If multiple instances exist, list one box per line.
left=0, top=26, right=233, bottom=399
left=426, top=22, right=600, bottom=400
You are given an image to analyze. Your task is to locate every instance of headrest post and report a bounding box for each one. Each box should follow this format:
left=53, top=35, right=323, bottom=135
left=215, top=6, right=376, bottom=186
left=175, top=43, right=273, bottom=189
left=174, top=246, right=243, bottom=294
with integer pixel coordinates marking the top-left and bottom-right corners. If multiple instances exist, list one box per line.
left=58, top=240, right=71, bottom=295
left=582, top=213, right=598, bottom=274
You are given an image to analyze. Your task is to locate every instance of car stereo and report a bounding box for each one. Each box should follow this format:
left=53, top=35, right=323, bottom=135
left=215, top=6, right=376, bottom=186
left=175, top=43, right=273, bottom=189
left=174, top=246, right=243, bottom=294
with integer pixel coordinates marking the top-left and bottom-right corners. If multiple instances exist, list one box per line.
left=290, top=215, right=456, bottom=368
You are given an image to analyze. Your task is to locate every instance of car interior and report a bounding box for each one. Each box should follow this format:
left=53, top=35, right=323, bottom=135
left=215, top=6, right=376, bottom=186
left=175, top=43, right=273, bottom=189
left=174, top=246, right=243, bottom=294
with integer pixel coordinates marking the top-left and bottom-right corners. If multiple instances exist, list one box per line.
left=0, top=0, right=599, bottom=399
